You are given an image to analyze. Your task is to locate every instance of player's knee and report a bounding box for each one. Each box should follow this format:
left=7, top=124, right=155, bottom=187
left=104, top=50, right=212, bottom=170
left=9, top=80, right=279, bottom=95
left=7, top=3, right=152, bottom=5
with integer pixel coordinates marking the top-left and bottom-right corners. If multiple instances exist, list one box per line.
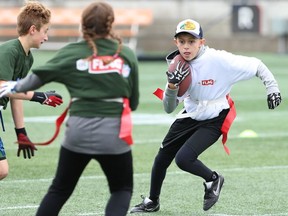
left=175, top=146, right=197, bottom=171
left=153, top=150, right=174, bottom=169
left=0, top=160, right=9, bottom=180
left=0, top=169, right=8, bottom=180
left=175, top=154, right=187, bottom=171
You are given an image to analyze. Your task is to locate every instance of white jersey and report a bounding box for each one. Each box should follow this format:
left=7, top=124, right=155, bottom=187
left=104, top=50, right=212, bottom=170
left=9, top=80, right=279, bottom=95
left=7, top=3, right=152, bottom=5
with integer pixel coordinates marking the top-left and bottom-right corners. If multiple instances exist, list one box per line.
left=164, top=46, right=279, bottom=121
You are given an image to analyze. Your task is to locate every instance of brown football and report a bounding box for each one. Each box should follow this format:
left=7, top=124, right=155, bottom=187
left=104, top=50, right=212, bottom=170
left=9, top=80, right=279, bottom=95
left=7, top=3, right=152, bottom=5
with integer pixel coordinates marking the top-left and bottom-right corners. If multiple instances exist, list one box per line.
left=168, top=54, right=192, bottom=97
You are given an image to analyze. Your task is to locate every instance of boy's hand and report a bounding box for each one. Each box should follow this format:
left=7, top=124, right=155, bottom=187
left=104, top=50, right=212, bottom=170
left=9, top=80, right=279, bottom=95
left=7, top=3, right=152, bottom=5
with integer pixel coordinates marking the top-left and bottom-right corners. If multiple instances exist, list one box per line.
left=15, top=128, right=37, bottom=159
left=31, top=91, right=63, bottom=107
left=0, top=81, right=18, bottom=97
left=166, top=60, right=190, bottom=86
left=267, top=92, right=281, bottom=109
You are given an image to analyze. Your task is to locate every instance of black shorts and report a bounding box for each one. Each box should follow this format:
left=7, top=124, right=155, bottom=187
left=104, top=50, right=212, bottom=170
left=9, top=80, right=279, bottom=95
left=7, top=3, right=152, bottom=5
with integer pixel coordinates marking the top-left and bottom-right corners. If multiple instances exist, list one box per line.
left=0, top=137, right=6, bottom=160
left=161, top=109, right=229, bottom=156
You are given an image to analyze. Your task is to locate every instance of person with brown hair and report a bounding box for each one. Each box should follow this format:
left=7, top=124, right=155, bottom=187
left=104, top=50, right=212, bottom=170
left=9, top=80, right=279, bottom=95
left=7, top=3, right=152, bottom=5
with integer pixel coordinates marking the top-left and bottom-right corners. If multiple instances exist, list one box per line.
left=0, top=1, right=139, bottom=216
left=0, top=0, right=63, bottom=181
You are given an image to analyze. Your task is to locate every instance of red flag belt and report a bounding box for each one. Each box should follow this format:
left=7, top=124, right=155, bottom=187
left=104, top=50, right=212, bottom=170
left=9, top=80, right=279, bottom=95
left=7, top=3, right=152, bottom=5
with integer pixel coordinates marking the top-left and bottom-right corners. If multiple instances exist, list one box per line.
left=16, top=98, right=134, bottom=146
left=153, top=88, right=236, bottom=155
left=16, top=102, right=71, bottom=146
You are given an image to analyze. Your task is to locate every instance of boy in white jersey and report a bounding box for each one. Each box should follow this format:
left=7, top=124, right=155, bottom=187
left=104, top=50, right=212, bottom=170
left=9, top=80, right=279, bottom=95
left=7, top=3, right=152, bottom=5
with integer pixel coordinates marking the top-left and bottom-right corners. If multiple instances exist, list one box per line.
left=130, top=19, right=281, bottom=213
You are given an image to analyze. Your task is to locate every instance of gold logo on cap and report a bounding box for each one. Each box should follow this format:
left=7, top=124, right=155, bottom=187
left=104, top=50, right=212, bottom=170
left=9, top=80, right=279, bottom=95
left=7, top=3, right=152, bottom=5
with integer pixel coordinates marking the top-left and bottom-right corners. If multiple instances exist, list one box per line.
left=181, top=21, right=196, bottom=30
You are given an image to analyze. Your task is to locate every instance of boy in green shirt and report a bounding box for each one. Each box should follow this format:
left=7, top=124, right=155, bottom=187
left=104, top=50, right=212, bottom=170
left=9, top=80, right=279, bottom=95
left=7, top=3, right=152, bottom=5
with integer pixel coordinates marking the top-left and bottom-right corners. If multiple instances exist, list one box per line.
left=0, top=1, right=62, bottom=180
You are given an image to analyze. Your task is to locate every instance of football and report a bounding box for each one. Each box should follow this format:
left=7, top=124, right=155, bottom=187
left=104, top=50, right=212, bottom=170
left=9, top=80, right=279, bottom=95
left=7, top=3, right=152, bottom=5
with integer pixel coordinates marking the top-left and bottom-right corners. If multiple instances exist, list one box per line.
left=168, top=54, right=192, bottom=97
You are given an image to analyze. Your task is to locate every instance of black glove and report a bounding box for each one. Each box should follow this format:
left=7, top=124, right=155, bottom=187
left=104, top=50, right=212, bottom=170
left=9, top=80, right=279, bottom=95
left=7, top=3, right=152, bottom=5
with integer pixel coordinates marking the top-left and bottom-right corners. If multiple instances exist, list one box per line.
left=31, top=91, right=63, bottom=107
left=15, top=128, right=37, bottom=159
left=267, top=92, right=282, bottom=109
left=166, top=61, right=190, bottom=86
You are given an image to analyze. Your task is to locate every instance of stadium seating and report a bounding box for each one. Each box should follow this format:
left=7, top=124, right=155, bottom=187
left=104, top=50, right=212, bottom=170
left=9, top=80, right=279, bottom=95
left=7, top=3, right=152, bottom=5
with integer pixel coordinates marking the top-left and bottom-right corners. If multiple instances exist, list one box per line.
left=0, top=7, right=153, bottom=51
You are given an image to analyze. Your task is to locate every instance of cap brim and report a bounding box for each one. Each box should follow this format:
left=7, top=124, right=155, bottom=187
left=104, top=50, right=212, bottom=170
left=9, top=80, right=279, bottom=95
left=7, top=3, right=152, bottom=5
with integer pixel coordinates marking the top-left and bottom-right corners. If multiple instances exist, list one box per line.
left=174, top=31, right=201, bottom=38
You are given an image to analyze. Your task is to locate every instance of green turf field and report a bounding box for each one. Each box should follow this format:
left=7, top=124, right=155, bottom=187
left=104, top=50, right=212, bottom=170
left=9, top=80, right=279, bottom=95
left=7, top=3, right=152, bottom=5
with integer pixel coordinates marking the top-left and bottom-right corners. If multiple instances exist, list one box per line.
left=1, top=50, right=287, bottom=216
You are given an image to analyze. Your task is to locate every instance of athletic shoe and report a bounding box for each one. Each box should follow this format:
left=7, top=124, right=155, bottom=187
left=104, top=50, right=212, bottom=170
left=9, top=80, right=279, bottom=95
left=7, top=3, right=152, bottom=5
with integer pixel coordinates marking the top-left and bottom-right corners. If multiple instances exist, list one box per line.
left=203, top=173, right=224, bottom=211
left=130, top=195, right=160, bottom=213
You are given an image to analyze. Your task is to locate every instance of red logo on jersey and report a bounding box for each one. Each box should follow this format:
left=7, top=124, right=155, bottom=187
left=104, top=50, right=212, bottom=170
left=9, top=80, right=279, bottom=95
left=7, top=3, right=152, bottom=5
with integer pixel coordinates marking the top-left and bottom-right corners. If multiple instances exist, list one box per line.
left=89, top=56, right=124, bottom=74
left=201, top=79, right=214, bottom=85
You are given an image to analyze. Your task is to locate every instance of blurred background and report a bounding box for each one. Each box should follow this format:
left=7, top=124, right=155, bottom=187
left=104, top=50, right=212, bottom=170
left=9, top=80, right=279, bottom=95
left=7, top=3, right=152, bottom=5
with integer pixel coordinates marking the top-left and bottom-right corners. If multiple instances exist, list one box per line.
left=1, top=2, right=288, bottom=215
left=1, top=0, right=288, bottom=58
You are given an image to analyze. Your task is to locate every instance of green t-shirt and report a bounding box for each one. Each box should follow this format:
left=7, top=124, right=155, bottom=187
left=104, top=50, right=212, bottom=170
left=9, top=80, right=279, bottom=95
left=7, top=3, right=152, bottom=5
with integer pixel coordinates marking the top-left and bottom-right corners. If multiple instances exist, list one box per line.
left=33, top=38, right=139, bottom=117
left=0, top=39, right=33, bottom=108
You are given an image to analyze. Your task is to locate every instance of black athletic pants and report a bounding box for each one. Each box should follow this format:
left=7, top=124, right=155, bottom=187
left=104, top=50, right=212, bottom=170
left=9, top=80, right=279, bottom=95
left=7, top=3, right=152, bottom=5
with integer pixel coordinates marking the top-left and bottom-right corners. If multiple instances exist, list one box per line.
left=36, top=146, right=133, bottom=216
left=149, top=109, right=229, bottom=201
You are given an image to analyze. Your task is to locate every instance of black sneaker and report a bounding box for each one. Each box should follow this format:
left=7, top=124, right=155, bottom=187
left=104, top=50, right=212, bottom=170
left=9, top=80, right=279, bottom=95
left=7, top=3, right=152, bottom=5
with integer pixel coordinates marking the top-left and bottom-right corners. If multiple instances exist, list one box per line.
left=203, top=173, right=224, bottom=211
left=130, top=195, right=160, bottom=213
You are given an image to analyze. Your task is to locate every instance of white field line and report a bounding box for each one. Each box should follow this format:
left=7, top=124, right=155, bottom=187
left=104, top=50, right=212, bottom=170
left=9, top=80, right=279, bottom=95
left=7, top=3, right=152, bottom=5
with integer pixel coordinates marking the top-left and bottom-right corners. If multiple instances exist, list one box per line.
left=209, top=214, right=288, bottom=216
left=23, top=111, right=287, bottom=125
left=4, top=129, right=288, bottom=151
left=0, top=112, right=275, bottom=151
left=1, top=165, right=288, bottom=215
left=1, top=165, right=288, bottom=185
left=23, top=113, right=177, bottom=125
left=0, top=205, right=39, bottom=210
left=1, top=208, right=288, bottom=216
left=77, top=213, right=103, bottom=216
left=21, top=112, right=288, bottom=144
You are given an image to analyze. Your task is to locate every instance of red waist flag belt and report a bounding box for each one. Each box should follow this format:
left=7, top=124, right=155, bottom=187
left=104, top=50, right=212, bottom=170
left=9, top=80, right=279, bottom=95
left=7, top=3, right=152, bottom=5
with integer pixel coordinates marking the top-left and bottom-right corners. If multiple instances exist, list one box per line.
left=153, top=88, right=236, bottom=155
left=15, top=102, right=70, bottom=146
left=16, top=98, right=134, bottom=146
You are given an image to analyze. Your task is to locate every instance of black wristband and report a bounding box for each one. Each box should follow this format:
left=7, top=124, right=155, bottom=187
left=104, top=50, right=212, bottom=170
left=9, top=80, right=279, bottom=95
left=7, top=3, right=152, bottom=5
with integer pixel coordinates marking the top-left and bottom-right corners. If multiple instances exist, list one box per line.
left=30, top=92, right=45, bottom=103
left=15, top=127, right=27, bottom=135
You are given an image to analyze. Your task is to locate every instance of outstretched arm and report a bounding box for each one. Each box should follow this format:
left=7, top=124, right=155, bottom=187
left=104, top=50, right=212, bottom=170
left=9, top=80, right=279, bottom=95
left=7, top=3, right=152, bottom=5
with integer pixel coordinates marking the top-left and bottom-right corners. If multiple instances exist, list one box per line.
left=256, top=61, right=282, bottom=109
left=0, top=80, right=34, bottom=100
left=0, top=74, right=63, bottom=107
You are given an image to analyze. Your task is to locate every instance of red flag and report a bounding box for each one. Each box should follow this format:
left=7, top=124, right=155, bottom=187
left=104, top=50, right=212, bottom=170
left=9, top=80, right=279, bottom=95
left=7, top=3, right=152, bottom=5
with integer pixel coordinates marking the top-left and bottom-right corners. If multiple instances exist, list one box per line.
left=119, top=98, right=133, bottom=145
left=16, top=102, right=70, bottom=146
left=221, top=95, right=236, bottom=155
left=153, top=88, right=164, bottom=100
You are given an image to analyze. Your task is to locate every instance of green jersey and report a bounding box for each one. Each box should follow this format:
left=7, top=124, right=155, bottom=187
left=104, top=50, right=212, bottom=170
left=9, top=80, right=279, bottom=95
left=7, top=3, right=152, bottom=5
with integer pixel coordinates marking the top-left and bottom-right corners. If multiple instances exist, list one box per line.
left=32, top=38, right=139, bottom=117
left=0, top=39, right=33, bottom=108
